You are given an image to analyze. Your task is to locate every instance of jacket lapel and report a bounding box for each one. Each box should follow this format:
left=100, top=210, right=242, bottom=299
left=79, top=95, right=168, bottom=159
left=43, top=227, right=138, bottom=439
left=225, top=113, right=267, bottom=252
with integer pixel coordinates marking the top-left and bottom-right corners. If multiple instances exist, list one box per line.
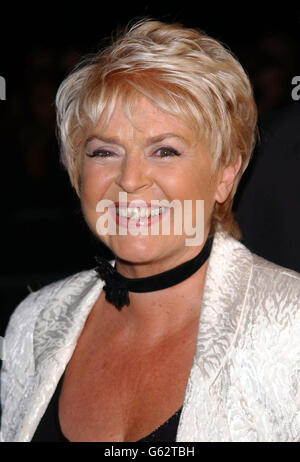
left=176, top=232, right=253, bottom=441
left=14, top=269, right=105, bottom=442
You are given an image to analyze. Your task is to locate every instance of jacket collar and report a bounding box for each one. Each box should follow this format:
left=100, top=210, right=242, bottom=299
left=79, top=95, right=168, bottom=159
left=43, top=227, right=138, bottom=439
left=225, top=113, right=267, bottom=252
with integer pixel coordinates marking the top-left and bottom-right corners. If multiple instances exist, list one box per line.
left=14, top=231, right=253, bottom=441
left=193, top=231, right=253, bottom=379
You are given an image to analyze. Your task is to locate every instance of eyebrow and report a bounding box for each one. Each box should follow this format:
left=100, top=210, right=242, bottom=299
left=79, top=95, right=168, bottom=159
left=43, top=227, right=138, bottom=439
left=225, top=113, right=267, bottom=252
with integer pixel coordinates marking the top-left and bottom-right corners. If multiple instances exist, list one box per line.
left=84, top=133, right=189, bottom=148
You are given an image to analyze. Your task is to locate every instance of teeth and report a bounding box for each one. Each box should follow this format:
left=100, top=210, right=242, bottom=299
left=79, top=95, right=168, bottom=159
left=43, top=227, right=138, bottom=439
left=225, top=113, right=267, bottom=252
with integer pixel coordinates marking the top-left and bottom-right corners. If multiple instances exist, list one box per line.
left=150, top=208, right=159, bottom=217
left=117, top=206, right=166, bottom=218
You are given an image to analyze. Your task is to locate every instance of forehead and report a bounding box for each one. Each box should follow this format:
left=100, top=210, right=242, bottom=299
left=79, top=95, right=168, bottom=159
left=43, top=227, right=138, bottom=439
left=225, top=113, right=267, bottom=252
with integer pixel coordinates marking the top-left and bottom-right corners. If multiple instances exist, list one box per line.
left=92, top=95, right=195, bottom=143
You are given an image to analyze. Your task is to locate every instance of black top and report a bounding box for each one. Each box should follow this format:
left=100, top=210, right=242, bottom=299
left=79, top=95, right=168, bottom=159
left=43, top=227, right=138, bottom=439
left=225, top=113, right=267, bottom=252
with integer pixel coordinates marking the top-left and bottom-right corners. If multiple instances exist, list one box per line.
left=31, top=370, right=183, bottom=442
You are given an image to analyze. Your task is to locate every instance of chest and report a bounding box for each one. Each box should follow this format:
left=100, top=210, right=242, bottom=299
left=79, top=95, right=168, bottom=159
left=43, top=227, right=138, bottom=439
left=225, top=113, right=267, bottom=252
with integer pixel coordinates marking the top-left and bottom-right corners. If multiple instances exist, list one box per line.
left=58, top=320, right=199, bottom=442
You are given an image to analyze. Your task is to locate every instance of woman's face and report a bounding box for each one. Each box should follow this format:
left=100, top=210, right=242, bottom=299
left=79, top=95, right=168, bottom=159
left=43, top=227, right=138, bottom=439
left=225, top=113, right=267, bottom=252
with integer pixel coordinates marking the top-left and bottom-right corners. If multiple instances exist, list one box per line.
left=80, top=96, right=229, bottom=272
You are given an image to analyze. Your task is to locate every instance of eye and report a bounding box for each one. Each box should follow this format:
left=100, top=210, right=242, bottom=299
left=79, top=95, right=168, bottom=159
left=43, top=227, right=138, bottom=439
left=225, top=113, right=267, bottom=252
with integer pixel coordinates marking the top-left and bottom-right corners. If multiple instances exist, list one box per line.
left=154, top=147, right=181, bottom=158
left=86, top=149, right=115, bottom=158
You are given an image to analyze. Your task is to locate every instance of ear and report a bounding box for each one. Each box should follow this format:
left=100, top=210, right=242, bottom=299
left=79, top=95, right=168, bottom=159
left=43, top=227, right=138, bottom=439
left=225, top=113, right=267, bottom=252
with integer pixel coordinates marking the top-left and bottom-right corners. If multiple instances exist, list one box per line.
left=215, top=155, right=242, bottom=204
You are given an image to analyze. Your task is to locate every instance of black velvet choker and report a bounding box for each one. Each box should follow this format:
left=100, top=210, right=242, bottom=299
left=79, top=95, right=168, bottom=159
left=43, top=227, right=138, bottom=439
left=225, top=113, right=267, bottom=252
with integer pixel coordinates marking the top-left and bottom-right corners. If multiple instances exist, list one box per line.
left=95, top=235, right=214, bottom=311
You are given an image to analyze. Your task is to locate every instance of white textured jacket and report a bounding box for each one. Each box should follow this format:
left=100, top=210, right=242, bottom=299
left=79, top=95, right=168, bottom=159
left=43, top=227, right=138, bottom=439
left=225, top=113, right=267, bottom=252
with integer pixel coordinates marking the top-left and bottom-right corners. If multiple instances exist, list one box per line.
left=1, top=232, right=300, bottom=442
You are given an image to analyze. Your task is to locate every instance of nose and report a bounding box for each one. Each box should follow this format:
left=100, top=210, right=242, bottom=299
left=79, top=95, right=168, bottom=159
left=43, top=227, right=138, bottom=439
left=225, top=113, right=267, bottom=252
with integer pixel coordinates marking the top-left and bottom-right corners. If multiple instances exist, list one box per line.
left=116, top=152, right=152, bottom=193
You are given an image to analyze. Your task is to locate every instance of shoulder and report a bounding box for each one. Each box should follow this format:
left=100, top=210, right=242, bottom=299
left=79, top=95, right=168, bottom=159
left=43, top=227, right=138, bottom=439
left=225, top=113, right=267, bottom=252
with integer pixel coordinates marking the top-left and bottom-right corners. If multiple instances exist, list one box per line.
left=249, top=253, right=300, bottom=339
left=250, top=251, right=300, bottom=297
left=218, top=231, right=300, bottom=288
left=215, top=232, right=300, bottom=320
left=2, top=268, right=98, bottom=368
left=5, top=270, right=97, bottom=336
left=232, top=243, right=300, bottom=353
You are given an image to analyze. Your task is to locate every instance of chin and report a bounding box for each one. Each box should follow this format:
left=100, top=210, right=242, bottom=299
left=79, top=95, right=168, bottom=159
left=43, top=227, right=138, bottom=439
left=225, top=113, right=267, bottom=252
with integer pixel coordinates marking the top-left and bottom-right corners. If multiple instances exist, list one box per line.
left=107, top=234, right=166, bottom=264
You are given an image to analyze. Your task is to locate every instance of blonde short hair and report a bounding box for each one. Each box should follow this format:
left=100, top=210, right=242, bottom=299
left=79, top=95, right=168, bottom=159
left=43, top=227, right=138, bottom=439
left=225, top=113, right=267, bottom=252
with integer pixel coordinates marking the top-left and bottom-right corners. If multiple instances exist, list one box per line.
left=56, top=19, right=258, bottom=238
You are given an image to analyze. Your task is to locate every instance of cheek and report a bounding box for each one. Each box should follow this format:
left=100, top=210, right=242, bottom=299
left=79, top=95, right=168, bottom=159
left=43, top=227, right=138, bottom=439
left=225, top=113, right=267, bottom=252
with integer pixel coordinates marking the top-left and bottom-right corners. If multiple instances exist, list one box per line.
left=184, top=173, right=218, bottom=223
left=80, top=163, right=110, bottom=204
left=184, top=175, right=214, bottom=201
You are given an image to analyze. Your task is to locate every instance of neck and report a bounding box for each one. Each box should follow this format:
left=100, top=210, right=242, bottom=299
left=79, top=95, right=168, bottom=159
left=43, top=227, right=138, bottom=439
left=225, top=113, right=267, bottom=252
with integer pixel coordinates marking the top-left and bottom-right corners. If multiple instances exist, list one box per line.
left=106, top=258, right=209, bottom=340
left=115, top=238, right=211, bottom=280
left=94, top=231, right=213, bottom=334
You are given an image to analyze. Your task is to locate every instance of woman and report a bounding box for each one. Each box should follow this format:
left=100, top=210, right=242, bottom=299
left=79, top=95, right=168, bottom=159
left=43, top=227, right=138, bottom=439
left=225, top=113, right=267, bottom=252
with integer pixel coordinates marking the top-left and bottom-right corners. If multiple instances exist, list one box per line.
left=1, top=19, right=299, bottom=442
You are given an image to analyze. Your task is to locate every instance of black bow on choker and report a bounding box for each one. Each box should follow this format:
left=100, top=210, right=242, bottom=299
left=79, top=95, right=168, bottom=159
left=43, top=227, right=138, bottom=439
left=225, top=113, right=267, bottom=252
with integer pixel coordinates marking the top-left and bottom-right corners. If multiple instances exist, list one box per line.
left=95, top=235, right=214, bottom=311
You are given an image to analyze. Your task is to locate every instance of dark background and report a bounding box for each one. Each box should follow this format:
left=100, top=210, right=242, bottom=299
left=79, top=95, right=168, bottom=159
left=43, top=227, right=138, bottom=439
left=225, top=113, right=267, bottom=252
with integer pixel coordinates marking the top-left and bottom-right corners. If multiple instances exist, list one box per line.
left=0, top=2, right=300, bottom=335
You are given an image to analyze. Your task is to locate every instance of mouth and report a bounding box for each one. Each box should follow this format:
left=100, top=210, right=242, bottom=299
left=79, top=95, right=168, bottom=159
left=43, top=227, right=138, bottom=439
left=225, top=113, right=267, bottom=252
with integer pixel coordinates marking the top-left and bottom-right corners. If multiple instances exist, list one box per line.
left=109, top=202, right=170, bottom=228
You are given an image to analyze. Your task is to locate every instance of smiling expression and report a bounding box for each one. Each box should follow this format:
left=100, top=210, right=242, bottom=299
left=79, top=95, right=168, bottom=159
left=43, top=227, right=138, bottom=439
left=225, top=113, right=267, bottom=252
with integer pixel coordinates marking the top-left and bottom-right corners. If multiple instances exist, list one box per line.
left=80, top=95, right=227, bottom=273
